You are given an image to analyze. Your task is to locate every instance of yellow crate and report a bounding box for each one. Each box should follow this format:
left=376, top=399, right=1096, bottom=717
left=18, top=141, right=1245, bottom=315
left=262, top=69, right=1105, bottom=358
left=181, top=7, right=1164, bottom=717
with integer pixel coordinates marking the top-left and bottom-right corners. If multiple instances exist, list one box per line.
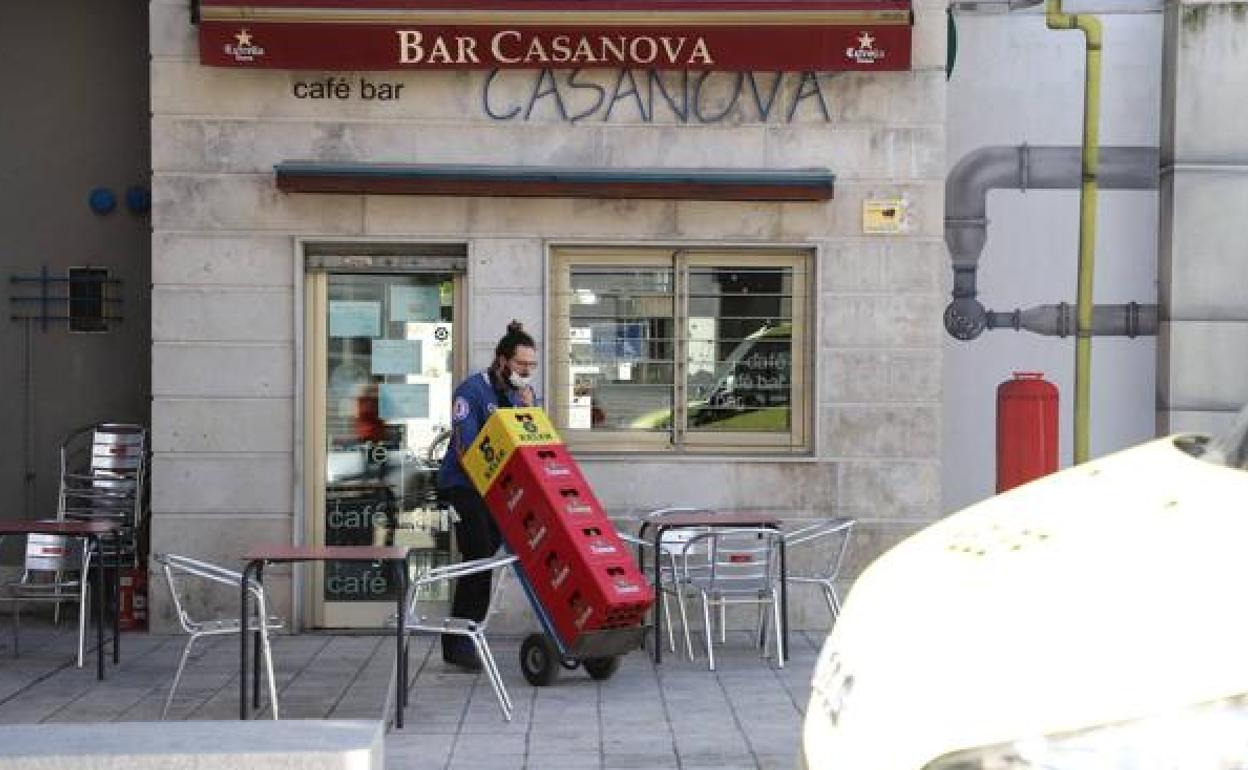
left=462, top=407, right=562, bottom=494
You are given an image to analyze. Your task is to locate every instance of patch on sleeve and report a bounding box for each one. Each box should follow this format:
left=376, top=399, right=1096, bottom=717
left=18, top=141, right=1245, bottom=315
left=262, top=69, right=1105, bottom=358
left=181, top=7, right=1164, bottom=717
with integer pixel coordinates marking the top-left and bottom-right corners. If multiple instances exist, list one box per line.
left=453, top=396, right=470, bottom=421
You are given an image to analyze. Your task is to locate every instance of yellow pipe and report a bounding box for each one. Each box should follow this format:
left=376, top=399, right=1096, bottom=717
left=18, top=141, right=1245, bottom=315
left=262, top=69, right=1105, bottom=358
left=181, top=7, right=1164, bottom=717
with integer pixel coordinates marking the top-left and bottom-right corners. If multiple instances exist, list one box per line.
left=1046, top=0, right=1102, bottom=464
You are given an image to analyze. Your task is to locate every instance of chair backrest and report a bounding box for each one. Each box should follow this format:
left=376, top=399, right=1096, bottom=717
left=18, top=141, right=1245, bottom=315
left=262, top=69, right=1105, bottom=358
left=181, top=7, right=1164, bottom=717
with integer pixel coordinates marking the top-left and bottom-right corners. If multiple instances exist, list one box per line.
left=24, top=530, right=86, bottom=573
left=90, top=425, right=147, bottom=473
left=643, top=507, right=717, bottom=553
left=785, top=517, right=856, bottom=580
left=405, top=553, right=519, bottom=630
left=680, top=528, right=782, bottom=595
left=154, top=553, right=264, bottom=633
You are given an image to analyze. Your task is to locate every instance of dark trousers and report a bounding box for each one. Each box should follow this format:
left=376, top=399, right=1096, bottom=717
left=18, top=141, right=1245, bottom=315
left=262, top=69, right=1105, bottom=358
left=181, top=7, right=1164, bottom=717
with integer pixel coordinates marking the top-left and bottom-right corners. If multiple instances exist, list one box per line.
left=439, top=486, right=501, bottom=656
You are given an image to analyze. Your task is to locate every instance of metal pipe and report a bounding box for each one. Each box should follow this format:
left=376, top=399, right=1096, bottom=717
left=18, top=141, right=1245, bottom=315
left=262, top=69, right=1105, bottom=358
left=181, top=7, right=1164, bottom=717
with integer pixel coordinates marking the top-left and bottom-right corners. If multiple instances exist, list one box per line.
left=943, top=144, right=1156, bottom=342
left=1046, top=0, right=1102, bottom=464
left=986, top=302, right=1157, bottom=337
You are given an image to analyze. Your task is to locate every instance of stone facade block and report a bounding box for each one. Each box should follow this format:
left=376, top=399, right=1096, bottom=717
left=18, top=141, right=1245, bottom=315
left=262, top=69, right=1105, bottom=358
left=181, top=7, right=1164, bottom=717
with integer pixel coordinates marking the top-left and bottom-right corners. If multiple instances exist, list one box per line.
left=469, top=239, right=544, bottom=292
left=1159, top=172, right=1248, bottom=320
left=152, top=343, right=294, bottom=398
left=601, top=125, right=769, bottom=168
left=152, top=454, right=294, bottom=513
left=152, top=62, right=478, bottom=122
left=782, top=181, right=943, bottom=238
left=911, top=1, right=949, bottom=71
left=580, top=459, right=838, bottom=516
left=837, top=460, right=941, bottom=514
left=674, top=201, right=785, bottom=240
left=153, top=174, right=365, bottom=233
left=152, top=398, right=294, bottom=453
left=821, top=349, right=941, bottom=403
left=149, top=0, right=196, bottom=60
left=1167, top=3, right=1248, bottom=162
left=152, top=234, right=295, bottom=287
left=468, top=197, right=678, bottom=238
left=153, top=118, right=609, bottom=173
left=1157, top=320, right=1248, bottom=410
left=471, top=290, right=545, bottom=354
left=820, top=294, right=944, bottom=348
left=363, top=196, right=473, bottom=236
left=821, top=404, right=940, bottom=458
left=152, top=287, right=294, bottom=342
left=1156, top=408, right=1241, bottom=438
left=819, top=239, right=945, bottom=293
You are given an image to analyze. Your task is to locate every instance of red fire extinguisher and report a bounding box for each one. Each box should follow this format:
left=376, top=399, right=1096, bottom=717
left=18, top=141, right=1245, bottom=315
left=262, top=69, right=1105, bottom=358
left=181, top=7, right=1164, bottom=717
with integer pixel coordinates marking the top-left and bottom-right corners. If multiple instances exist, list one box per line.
left=118, top=566, right=149, bottom=631
left=996, top=372, right=1058, bottom=493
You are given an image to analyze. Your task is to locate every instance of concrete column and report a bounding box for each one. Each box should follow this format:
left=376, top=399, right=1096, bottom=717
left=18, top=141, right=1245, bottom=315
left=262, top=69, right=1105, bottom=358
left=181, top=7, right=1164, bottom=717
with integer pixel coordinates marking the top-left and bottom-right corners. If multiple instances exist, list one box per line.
left=1157, top=1, right=1248, bottom=434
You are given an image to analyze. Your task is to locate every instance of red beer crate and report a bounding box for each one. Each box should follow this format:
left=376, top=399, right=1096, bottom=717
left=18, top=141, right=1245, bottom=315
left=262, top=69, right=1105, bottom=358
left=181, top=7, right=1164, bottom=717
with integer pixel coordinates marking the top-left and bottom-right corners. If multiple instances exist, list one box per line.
left=535, top=549, right=653, bottom=643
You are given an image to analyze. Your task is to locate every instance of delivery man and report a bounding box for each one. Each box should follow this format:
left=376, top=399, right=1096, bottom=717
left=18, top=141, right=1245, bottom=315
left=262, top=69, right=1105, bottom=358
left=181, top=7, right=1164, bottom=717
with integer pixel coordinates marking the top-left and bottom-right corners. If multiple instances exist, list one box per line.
left=437, top=320, right=538, bottom=669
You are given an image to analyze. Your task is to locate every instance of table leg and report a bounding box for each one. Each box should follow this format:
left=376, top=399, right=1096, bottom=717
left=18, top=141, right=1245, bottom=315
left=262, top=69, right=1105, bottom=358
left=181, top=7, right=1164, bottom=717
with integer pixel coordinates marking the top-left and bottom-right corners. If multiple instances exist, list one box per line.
left=652, top=525, right=664, bottom=665
left=395, top=557, right=407, bottom=729
left=240, top=560, right=258, bottom=721
left=253, top=563, right=264, bottom=710
left=779, top=538, right=789, bottom=665
left=111, top=536, right=120, bottom=665
left=92, top=535, right=105, bottom=681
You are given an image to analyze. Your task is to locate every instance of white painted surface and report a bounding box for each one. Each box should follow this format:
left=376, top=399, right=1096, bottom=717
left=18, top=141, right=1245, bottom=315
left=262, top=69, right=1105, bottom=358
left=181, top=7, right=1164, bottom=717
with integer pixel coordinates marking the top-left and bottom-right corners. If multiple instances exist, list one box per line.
left=943, top=9, right=1164, bottom=512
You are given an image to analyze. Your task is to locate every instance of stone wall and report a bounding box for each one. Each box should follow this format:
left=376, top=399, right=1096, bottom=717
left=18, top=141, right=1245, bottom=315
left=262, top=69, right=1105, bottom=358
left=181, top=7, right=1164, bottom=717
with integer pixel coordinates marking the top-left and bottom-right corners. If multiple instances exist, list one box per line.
left=148, top=0, right=947, bottom=631
left=1157, top=0, right=1248, bottom=434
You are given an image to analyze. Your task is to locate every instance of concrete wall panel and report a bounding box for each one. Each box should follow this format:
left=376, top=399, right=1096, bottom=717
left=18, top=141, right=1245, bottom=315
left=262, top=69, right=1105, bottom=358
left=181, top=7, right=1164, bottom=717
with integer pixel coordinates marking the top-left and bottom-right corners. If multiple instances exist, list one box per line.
left=821, top=404, right=940, bottom=458
left=153, top=234, right=295, bottom=287
left=822, top=349, right=941, bottom=403
left=153, top=398, right=294, bottom=453
left=153, top=175, right=365, bottom=233
left=152, top=343, right=293, bottom=398
left=152, top=288, right=294, bottom=342
left=821, top=294, right=944, bottom=348
left=1157, top=320, right=1248, bottom=411
left=152, top=454, right=294, bottom=513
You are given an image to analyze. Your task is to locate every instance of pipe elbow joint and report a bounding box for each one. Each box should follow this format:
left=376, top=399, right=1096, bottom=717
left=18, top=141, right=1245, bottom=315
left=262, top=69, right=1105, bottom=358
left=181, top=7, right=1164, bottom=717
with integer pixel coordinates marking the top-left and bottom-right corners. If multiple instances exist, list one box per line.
left=944, top=297, right=988, bottom=341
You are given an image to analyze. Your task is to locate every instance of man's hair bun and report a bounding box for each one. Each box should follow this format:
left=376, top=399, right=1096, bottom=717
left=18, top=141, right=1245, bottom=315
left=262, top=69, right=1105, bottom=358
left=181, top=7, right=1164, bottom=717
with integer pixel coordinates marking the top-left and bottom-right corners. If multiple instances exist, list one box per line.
left=506, top=320, right=524, bottom=335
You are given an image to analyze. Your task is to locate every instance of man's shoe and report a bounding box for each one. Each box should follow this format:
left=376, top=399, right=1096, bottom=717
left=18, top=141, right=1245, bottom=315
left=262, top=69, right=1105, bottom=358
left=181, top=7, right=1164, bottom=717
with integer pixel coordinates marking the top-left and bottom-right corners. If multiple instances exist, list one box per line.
left=442, top=637, right=482, bottom=671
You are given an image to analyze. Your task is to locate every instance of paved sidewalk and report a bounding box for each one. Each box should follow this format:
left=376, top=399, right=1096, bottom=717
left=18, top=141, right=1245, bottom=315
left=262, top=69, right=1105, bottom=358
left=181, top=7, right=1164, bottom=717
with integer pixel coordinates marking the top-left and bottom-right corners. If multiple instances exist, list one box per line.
left=0, top=620, right=822, bottom=769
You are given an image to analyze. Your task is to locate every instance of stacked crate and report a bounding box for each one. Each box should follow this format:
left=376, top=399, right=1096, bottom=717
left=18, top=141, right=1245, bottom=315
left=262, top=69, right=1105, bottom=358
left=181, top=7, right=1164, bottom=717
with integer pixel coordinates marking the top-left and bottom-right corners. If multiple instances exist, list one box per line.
left=463, top=408, right=653, bottom=648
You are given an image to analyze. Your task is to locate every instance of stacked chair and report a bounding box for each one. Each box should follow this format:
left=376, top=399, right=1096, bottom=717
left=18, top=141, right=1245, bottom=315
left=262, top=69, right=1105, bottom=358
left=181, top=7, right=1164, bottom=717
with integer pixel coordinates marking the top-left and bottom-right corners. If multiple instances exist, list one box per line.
left=58, top=423, right=150, bottom=570
left=1, top=423, right=149, bottom=667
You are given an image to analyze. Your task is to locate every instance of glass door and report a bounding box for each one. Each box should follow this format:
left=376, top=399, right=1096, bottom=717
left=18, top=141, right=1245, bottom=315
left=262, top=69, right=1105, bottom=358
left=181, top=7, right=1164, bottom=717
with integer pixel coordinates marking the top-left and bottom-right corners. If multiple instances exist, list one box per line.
left=306, top=267, right=463, bottom=627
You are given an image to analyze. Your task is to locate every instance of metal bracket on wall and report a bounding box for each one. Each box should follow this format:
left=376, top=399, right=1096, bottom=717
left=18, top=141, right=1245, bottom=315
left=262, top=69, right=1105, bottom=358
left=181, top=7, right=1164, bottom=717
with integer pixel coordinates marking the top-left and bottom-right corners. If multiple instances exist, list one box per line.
left=9, top=265, right=123, bottom=332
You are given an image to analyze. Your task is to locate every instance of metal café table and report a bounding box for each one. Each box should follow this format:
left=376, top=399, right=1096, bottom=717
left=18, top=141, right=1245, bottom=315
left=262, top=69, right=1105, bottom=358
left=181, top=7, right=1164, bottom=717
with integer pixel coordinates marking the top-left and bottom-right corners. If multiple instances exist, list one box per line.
left=0, top=518, right=122, bottom=680
left=239, top=545, right=412, bottom=727
left=636, top=511, right=787, bottom=665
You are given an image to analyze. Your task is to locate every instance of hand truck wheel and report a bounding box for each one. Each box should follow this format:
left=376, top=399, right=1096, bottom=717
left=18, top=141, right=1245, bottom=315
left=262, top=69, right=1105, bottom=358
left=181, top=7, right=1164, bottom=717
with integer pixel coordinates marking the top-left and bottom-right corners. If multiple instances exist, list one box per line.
left=582, top=656, right=621, bottom=681
left=520, top=632, right=560, bottom=687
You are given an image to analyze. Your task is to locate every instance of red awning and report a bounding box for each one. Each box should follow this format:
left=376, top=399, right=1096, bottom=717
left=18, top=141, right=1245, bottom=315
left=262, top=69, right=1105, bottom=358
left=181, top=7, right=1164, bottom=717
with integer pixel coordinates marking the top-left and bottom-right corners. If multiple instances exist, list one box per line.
left=197, top=0, right=912, bottom=71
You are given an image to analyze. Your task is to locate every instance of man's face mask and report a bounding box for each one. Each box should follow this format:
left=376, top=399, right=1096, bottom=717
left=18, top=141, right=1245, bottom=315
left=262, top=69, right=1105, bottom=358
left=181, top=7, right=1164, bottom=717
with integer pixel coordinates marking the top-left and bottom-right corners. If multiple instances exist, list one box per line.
left=506, top=347, right=538, bottom=389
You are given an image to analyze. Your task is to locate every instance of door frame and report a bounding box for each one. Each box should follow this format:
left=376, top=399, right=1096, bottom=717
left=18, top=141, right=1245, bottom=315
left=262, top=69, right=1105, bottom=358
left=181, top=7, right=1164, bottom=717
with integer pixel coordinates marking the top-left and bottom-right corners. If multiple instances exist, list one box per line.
left=295, top=239, right=470, bottom=629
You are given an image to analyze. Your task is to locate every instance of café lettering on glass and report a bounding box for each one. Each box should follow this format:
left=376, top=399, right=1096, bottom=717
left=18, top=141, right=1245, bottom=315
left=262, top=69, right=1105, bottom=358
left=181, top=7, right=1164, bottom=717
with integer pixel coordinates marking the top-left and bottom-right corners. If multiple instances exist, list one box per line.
left=196, top=0, right=913, bottom=72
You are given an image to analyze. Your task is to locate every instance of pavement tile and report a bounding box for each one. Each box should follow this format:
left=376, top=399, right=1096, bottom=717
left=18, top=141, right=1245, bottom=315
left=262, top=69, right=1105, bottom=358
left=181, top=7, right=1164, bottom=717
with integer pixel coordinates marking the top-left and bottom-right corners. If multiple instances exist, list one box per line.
left=0, top=622, right=820, bottom=769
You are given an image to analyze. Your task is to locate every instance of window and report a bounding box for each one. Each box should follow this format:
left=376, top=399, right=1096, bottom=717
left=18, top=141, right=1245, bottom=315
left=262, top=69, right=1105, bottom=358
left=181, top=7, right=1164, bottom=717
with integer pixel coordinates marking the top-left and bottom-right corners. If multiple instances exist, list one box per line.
left=68, top=267, right=112, bottom=333
left=549, top=247, right=811, bottom=453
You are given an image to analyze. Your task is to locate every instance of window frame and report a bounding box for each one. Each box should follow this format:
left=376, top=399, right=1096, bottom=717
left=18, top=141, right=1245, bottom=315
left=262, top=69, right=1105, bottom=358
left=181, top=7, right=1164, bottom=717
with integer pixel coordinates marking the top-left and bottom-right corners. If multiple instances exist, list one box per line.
left=548, top=246, right=812, bottom=454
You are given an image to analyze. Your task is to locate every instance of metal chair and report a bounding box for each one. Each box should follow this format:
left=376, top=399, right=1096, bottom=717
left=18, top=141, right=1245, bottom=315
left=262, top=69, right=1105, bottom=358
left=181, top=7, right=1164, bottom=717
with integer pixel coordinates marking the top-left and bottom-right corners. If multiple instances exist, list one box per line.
left=155, top=553, right=282, bottom=720
left=395, top=553, right=518, bottom=721
left=678, top=527, right=785, bottom=671
left=783, top=517, right=856, bottom=622
left=625, top=507, right=717, bottom=660
left=59, top=423, right=149, bottom=570
left=0, top=526, right=93, bottom=666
